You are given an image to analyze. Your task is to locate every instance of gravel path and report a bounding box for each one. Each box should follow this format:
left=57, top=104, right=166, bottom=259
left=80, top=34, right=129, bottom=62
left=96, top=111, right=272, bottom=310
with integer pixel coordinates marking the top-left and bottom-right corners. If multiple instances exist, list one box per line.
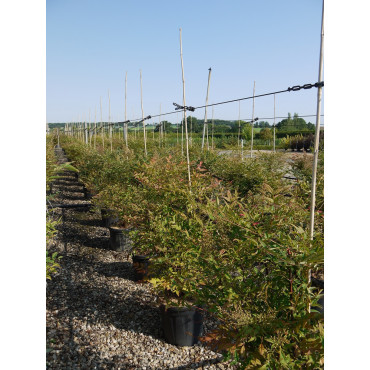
left=46, top=148, right=237, bottom=369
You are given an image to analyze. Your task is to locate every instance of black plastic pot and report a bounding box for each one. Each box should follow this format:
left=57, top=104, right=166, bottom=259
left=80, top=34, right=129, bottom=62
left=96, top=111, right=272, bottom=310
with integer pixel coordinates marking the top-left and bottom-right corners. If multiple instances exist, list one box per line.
left=312, top=277, right=324, bottom=315
left=83, top=186, right=92, bottom=199
left=132, top=255, right=150, bottom=281
left=48, top=183, right=53, bottom=195
left=101, top=209, right=119, bottom=228
left=108, top=227, right=132, bottom=252
left=161, top=306, right=203, bottom=346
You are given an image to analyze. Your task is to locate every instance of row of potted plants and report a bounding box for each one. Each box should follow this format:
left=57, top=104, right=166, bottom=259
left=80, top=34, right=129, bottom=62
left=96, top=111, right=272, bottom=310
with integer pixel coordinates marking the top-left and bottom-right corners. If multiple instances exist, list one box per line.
left=59, top=134, right=324, bottom=368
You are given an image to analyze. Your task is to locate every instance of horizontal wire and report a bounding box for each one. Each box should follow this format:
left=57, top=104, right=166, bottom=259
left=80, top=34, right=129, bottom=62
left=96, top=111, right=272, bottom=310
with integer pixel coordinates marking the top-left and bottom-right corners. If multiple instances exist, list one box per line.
left=128, top=82, right=322, bottom=123
left=240, top=114, right=324, bottom=121
left=64, top=82, right=323, bottom=125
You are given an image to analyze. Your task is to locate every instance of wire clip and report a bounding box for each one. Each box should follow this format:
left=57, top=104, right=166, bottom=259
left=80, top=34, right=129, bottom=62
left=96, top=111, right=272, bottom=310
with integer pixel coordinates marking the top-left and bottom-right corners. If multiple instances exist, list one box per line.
left=173, top=102, right=195, bottom=112
left=288, top=81, right=324, bottom=92
left=133, top=115, right=152, bottom=126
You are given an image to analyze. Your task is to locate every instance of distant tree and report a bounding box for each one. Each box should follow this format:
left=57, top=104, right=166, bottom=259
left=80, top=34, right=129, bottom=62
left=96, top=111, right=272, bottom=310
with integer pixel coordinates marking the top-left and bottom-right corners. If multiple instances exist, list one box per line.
left=242, top=124, right=252, bottom=141
left=307, top=122, right=315, bottom=130
left=157, top=120, right=172, bottom=132
left=256, top=121, right=271, bottom=128
left=181, top=116, right=203, bottom=133
left=260, top=128, right=273, bottom=143
left=276, top=112, right=309, bottom=131
left=214, top=124, right=232, bottom=133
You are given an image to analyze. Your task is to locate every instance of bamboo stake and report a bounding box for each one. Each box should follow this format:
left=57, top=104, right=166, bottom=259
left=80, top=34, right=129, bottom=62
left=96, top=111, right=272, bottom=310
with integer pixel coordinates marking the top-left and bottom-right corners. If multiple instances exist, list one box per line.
left=181, top=111, right=184, bottom=156
left=179, top=28, right=191, bottom=188
left=124, top=72, right=128, bottom=148
left=238, top=101, right=241, bottom=147
left=159, top=103, right=162, bottom=146
left=202, top=68, right=212, bottom=151
left=250, top=81, right=256, bottom=158
left=309, top=0, right=324, bottom=241
left=108, top=89, right=112, bottom=152
left=273, top=94, right=276, bottom=152
left=84, top=115, right=88, bottom=145
left=140, top=70, right=147, bottom=156
left=89, top=109, right=92, bottom=146
left=94, top=106, right=97, bottom=149
left=100, top=97, right=104, bottom=150
left=308, top=0, right=324, bottom=315
left=211, top=106, right=214, bottom=149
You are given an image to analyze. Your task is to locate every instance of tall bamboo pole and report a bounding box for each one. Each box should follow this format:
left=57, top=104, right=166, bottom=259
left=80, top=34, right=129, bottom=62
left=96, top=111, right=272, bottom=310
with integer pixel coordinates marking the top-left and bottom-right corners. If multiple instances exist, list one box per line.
left=159, top=103, right=162, bottom=146
left=273, top=94, right=276, bottom=152
left=202, top=68, right=212, bottom=151
left=211, top=106, right=214, bottom=149
left=124, top=72, right=128, bottom=148
left=309, top=0, right=324, bottom=241
left=181, top=111, right=184, bottom=156
left=84, top=115, right=88, bottom=145
left=179, top=28, right=191, bottom=188
left=238, top=101, right=241, bottom=147
left=94, top=106, right=97, bottom=149
left=140, top=70, right=147, bottom=156
left=89, top=109, right=92, bottom=146
left=250, top=81, right=256, bottom=158
left=100, top=97, right=104, bottom=150
left=108, top=89, right=112, bottom=152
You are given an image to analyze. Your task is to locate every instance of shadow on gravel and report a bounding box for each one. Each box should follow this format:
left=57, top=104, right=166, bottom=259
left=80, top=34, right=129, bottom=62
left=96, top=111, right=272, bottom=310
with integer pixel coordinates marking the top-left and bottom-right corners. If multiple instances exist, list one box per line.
left=61, top=194, right=86, bottom=201
left=96, top=261, right=134, bottom=280
left=59, top=228, right=110, bottom=250
left=53, top=180, right=82, bottom=187
left=75, top=218, right=103, bottom=227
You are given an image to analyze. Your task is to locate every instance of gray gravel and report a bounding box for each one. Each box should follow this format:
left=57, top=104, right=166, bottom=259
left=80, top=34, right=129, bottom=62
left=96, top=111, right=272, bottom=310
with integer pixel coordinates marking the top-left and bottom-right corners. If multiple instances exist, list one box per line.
left=47, top=150, right=237, bottom=369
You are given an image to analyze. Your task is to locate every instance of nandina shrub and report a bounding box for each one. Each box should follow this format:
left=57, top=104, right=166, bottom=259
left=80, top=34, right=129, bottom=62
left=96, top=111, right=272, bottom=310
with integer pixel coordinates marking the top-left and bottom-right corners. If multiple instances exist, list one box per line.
left=194, top=149, right=286, bottom=196
left=57, top=135, right=324, bottom=367
left=291, top=152, right=324, bottom=214
left=193, top=185, right=324, bottom=368
left=135, top=172, right=324, bottom=367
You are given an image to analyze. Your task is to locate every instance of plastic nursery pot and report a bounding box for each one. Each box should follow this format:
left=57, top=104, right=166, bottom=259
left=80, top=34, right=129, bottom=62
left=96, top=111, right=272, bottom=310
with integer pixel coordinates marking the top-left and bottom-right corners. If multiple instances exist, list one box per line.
left=311, top=277, right=324, bottom=315
left=101, top=209, right=119, bottom=228
left=132, top=255, right=150, bottom=281
left=48, top=183, right=53, bottom=195
left=108, top=226, right=133, bottom=252
left=160, top=305, right=203, bottom=347
left=83, top=186, right=92, bottom=200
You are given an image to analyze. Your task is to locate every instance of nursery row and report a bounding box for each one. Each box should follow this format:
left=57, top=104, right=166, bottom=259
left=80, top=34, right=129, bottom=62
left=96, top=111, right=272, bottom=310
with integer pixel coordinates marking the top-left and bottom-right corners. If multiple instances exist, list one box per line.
left=49, top=133, right=324, bottom=368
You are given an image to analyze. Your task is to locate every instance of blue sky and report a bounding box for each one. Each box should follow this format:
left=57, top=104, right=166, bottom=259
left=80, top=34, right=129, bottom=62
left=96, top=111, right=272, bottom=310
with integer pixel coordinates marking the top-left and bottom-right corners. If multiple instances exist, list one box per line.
left=47, top=0, right=324, bottom=124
